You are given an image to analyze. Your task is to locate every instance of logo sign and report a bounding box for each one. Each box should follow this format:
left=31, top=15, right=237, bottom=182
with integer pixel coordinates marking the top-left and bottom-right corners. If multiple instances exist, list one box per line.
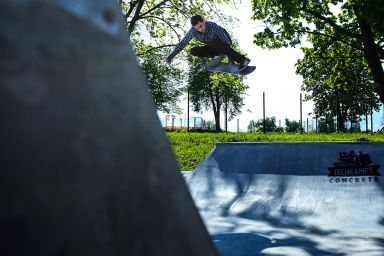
left=328, top=151, right=380, bottom=184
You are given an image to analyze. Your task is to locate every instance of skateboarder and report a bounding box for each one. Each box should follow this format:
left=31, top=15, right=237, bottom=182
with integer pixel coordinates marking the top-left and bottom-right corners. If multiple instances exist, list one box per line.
left=165, top=14, right=251, bottom=71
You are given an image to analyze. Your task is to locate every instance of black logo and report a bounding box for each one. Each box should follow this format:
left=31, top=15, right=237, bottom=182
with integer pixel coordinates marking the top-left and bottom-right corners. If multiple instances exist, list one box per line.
left=328, top=151, right=380, bottom=177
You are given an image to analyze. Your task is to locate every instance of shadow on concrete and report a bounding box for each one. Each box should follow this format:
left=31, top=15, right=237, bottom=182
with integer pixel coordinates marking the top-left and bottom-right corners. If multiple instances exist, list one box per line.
left=220, top=173, right=255, bottom=217
left=212, top=233, right=271, bottom=256
left=194, top=167, right=383, bottom=255
left=213, top=233, right=346, bottom=256
left=188, top=143, right=384, bottom=255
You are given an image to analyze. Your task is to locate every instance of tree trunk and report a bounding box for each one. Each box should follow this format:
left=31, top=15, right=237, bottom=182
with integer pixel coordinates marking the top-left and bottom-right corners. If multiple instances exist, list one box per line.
left=127, top=0, right=145, bottom=37
left=208, top=87, right=221, bottom=131
left=214, top=90, right=221, bottom=131
left=214, top=109, right=221, bottom=131
left=353, top=5, right=384, bottom=103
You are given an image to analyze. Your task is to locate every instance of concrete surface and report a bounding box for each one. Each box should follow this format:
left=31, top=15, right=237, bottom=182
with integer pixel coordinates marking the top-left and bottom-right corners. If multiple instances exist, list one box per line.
left=186, top=142, right=384, bottom=256
left=0, top=1, right=218, bottom=255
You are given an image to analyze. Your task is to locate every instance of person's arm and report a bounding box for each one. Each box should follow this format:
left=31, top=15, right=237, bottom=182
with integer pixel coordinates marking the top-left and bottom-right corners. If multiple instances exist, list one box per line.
left=210, top=22, right=232, bottom=46
left=166, top=29, right=194, bottom=63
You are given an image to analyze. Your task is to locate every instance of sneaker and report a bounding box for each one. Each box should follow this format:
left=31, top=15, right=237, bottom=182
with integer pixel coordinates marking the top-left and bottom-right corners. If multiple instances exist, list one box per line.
left=207, top=54, right=226, bottom=67
left=239, top=58, right=250, bottom=71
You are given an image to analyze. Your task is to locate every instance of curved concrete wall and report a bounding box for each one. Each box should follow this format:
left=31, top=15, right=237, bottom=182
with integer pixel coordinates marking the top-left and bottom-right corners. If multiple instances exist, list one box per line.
left=187, top=142, right=384, bottom=255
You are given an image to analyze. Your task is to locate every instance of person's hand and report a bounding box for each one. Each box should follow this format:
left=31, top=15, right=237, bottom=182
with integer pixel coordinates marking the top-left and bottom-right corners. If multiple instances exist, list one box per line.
left=164, top=57, right=172, bottom=64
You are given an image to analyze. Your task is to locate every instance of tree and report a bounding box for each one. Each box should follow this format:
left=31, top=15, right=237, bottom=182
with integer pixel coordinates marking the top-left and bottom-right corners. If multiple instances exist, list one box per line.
left=202, top=120, right=216, bottom=131
left=119, top=0, right=240, bottom=114
left=188, top=57, right=248, bottom=131
left=139, top=54, right=183, bottom=113
left=284, top=118, right=301, bottom=132
left=317, top=117, right=336, bottom=133
left=120, top=0, right=239, bottom=56
left=296, top=36, right=381, bottom=131
left=248, top=116, right=277, bottom=132
left=251, top=0, right=384, bottom=102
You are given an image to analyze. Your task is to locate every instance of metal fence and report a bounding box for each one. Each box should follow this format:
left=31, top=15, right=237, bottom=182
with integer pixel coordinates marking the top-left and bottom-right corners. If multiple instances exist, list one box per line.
left=160, top=92, right=384, bottom=133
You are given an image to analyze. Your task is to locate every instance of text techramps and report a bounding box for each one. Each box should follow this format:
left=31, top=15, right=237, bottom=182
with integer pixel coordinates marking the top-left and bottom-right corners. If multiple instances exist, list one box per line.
left=185, top=142, right=384, bottom=256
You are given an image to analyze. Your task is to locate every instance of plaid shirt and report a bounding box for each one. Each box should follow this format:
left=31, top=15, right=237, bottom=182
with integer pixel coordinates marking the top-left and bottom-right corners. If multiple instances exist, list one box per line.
left=168, top=21, right=232, bottom=60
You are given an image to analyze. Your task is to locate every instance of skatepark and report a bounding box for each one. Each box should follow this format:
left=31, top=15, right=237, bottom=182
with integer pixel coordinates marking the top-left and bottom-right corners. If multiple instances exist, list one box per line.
left=1, top=1, right=383, bottom=255
left=184, top=142, right=384, bottom=255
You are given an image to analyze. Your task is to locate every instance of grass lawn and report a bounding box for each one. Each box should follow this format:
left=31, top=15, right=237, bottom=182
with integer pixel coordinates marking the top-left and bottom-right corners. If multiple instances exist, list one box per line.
left=167, top=131, right=384, bottom=171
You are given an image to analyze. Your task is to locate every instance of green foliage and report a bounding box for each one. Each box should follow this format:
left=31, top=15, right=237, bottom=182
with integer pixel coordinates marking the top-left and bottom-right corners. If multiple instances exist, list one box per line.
left=139, top=54, right=183, bottom=113
left=317, top=117, right=336, bottom=133
left=121, top=0, right=239, bottom=57
left=202, top=120, right=216, bottom=131
left=120, top=0, right=245, bottom=119
left=284, top=118, right=301, bottom=132
left=296, top=37, right=380, bottom=131
left=187, top=57, right=248, bottom=131
left=247, top=116, right=277, bottom=132
left=168, top=131, right=384, bottom=170
left=251, top=0, right=384, bottom=104
left=251, top=0, right=382, bottom=50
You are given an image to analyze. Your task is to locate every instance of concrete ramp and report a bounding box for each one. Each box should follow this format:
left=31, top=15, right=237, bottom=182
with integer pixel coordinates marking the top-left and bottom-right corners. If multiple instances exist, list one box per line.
left=186, top=142, right=384, bottom=256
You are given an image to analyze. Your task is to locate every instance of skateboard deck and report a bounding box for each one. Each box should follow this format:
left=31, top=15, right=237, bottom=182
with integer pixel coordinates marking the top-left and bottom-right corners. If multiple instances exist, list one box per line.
left=206, top=62, right=256, bottom=76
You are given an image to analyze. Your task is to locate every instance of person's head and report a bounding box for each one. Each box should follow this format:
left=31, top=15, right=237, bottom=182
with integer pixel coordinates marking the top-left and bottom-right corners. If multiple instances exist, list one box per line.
left=191, top=15, right=206, bottom=33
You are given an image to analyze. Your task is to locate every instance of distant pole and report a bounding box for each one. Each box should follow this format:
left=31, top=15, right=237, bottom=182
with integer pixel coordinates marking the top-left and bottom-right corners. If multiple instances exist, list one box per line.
left=311, top=118, right=314, bottom=133
left=193, top=117, right=196, bottom=130
left=237, top=119, right=239, bottom=133
left=300, top=93, right=303, bottom=133
left=336, top=95, right=339, bottom=132
left=366, top=114, right=368, bottom=133
left=226, top=89, right=229, bottom=132
left=225, top=93, right=228, bottom=132
left=307, top=118, right=309, bottom=133
left=370, top=94, right=373, bottom=132
left=315, top=117, right=318, bottom=133
left=263, top=92, right=266, bottom=134
left=187, top=88, right=190, bottom=132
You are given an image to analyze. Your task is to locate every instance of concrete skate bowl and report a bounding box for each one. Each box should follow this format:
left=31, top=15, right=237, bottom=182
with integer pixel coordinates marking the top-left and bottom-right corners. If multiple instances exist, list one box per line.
left=185, top=142, right=384, bottom=256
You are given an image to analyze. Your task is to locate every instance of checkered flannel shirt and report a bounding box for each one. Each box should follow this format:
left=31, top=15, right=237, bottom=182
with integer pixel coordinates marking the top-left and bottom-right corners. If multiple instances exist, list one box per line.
left=168, top=21, right=232, bottom=61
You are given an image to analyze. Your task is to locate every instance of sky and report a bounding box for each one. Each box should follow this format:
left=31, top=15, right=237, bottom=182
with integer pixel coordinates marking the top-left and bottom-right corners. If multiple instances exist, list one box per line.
left=158, top=0, right=384, bottom=132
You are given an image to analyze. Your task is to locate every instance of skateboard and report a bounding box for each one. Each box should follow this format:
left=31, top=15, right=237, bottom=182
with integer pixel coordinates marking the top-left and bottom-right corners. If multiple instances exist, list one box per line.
left=205, top=62, right=256, bottom=76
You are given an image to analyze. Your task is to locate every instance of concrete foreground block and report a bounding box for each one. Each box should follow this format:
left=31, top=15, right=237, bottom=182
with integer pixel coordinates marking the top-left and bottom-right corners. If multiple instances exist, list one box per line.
left=0, top=1, right=218, bottom=255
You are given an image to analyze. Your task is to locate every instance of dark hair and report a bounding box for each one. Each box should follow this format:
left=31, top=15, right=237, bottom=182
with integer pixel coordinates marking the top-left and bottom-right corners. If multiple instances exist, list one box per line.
left=190, top=15, right=204, bottom=26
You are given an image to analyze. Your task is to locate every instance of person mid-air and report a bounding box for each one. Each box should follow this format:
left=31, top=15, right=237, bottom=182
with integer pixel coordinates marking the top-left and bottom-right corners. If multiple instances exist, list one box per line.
left=165, top=14, right=251, bottom=71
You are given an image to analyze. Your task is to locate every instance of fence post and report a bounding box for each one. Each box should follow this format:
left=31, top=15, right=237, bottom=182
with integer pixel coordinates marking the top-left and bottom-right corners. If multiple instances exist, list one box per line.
left=300, top=93, right=302, bottom=133
left=370, top=94, right=373, bottom=132
left=172, top=116, right=175, bottom=131
left=225, top=89, right=228, bottom=132
left=263, top=92, right=266, bottom=134
left=187, top=88, right=190, bottom=132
